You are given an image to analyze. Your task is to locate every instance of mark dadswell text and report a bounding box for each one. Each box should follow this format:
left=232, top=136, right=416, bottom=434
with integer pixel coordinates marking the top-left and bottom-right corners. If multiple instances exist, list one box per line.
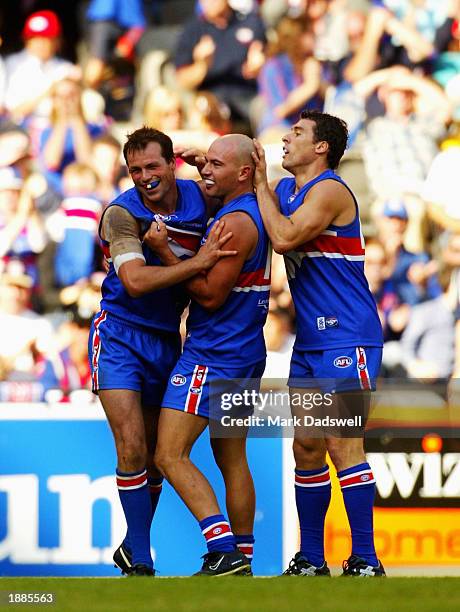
left=221, top=415, right=363, bottom=428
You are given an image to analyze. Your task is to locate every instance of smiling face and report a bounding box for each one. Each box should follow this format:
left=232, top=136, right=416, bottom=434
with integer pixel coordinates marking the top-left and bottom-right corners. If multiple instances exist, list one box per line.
left=126, top=141, right=176, bottom=210
left=201, top=136, right=254, bottom=204
left=281, top=118, right=328, bottom=172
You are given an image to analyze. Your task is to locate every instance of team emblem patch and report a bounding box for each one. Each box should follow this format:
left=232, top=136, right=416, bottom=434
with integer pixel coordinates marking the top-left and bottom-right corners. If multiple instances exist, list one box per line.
left=213, top=527, right=223, bottom=535
left=171, top=374, right=186, bottom=386
left=360, top=474, right=371, bottom=482
left=325, top=317, right=338, bottom=328
left=334, top=356, right=353, bottom=368
left=189, top=387, right=202, bottom=395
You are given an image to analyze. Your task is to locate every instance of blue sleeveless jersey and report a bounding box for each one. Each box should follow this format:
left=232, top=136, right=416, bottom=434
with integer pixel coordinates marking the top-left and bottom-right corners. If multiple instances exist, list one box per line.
left=183, top=192, right=271, bottom=367
left=99, top=180, right=207, bottom=332
left=276, top=171, right=383, bottom=350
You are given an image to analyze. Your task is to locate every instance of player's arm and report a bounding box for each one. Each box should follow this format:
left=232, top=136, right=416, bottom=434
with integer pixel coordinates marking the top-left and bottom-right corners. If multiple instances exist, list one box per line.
left=145, top=212, right=257, bottom=311
left=102, top=206, right=235, bottom=298
left=252, top=140, right=344, bottom=253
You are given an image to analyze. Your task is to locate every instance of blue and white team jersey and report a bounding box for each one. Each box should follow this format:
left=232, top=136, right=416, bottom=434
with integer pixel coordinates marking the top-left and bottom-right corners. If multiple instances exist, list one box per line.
left=276, top=170, right=383, bottom=351
left=182, top=192, right=271, bottom=367
left=99, top=180, right=207, bottom=332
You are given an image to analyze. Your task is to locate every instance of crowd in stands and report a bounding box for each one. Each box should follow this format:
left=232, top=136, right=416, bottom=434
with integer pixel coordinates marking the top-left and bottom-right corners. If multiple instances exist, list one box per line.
left=1, top=0, right=460, bottom=403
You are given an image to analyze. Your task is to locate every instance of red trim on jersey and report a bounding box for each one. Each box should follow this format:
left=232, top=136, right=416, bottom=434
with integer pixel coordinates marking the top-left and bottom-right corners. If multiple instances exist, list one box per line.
left=185, top=364, right=208, bottom=414
left=235, top=268, right=268, bottom=288
left=166, top=229, right=201, bottom=253
left=297, top=235, right=364, bottom=256
left=101, top=244, right=111, bottom=259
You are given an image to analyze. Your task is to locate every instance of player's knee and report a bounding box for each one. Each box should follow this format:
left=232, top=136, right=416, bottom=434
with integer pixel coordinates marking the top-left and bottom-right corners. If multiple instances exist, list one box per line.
left=154, top=446, right=184, bottom=478
left=293, top=438, right=325, bottom=466
left=326, top=438, right=364, bottom=471
left=115, top=432, right=147, bottom=469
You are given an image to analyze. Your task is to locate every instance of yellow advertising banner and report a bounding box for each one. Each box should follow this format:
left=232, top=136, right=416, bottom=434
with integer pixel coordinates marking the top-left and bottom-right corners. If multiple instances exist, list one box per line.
left=325, top=460, right=460, bottom=566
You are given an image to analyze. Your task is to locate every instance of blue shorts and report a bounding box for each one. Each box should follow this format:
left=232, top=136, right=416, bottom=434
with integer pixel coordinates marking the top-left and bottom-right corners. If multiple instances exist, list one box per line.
left=88, top=310, right=181, bottom=406
left=162, top=356, right=266, bottom=419
left=288, top=346, right=382, bottom=393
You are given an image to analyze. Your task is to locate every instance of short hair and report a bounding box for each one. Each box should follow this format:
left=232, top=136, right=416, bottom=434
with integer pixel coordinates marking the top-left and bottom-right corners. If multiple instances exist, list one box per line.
left=93, top=133, right=122, bottom=152
left=123, top=126, right=174, bottom=164
left=300, top=110, right=348, bottom=170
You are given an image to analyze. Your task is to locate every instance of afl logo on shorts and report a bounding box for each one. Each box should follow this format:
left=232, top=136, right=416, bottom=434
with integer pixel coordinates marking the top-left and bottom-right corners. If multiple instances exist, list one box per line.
left=171, top=374, right=186, bottom=386
left=334, top=356, right=353, bottom=368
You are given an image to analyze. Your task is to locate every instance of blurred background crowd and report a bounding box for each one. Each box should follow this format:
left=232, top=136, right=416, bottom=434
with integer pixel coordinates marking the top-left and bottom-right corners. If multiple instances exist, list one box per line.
left=0, top=0, right=460, bottom=403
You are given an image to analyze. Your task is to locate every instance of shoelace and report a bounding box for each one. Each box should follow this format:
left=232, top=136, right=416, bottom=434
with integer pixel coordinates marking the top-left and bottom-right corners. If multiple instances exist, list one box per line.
left=283, top=558, right=300, bottom=575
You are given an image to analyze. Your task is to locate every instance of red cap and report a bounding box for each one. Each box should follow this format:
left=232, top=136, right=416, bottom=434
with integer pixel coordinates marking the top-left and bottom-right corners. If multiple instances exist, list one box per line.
left=22, top=10, right=62, bottom=40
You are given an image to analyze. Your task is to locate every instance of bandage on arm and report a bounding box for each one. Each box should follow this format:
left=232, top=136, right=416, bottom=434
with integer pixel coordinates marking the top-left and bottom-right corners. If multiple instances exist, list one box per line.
left=101, top=206, right=145, bottom=275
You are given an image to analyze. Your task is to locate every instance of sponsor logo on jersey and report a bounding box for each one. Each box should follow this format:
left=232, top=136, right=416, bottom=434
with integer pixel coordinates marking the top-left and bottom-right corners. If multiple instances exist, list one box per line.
left=334, top=356, right=353, bottom=368
left=325, top=317, right=338, bottom=328
left=258, top=298, right=269, bottom=311
left=317, top=317, right=326, bottom=331
left=171, top=374, right=186, bottom=386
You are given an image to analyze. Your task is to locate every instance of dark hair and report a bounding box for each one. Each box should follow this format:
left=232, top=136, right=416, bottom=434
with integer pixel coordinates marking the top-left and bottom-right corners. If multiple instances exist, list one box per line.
left=123, top=126, right=174, bottom=164
left=300, top=110, right=348, bottom=169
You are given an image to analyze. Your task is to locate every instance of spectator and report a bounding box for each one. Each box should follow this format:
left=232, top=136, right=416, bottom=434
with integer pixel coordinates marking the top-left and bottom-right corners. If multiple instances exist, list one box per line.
left=423, top=136, right=460, bottom=232
left=84, top=0, right=146, bottom=89
left=90, top=133, right=123, bottom=206
left=53, top=163, right=102, bottom=288
left=0, top=263, right=55, bottom=384
left=0, top=128, right=61, bottom=221
left=3, top=11, right=79, bottom=128
left=0, top=167, right=47, bottom=286
left=174, top=0, right=266, bottom=128
left=345, top=0, right=454, bottom=82
left=187, top=91, right=231, bottom=135
left=39, top=311, right=92, bottom=400
left=143, top=86, right=184, bottom=132
left=364, top=237, right=408, bottom=340
left=401, top=265, right=457, bottom=384
left=377, top=199, right=441, bottom=307
left=256, top=16, right=323, bottom=137
left=356, top=66, right=450, bottom=199
left=40, top=78, right=105, bottom=193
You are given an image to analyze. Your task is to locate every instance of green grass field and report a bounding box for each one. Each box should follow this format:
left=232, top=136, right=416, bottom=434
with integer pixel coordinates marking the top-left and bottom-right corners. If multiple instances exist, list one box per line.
left=1, top=577, right=460, bottom=612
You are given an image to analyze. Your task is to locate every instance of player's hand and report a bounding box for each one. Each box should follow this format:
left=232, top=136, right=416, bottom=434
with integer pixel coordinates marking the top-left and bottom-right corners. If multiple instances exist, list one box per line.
left=143, top=219, right=169, bottom=254
left=196, top=219, right=237, bottom=270
left=251, top=139, right=269, bottom=189
left=174, top=147, right=206, bottom=169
